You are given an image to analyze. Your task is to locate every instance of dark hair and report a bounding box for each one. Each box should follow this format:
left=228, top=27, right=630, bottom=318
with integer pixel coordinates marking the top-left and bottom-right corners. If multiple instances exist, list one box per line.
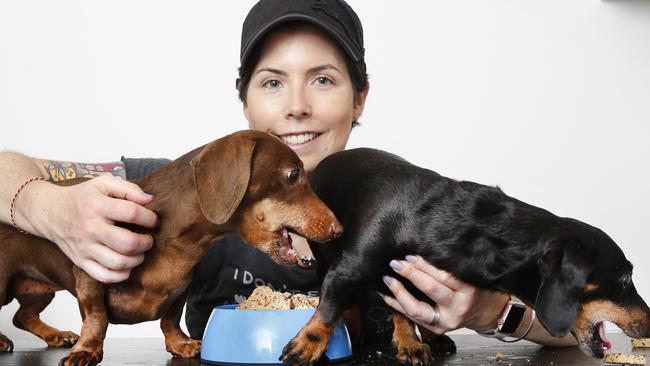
left=236, top=21, right=368, bottom=106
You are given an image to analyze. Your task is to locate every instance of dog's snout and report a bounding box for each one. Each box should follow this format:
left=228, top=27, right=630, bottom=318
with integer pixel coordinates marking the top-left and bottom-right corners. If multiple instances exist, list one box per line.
left=302, top=211, right=342, bottom=243
left=330, top=221, right=343, bottom=238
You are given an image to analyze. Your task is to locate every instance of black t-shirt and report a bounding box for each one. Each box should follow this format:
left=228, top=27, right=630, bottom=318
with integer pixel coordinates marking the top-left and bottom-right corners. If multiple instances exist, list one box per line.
left=122, top=157, right=394, bottom=341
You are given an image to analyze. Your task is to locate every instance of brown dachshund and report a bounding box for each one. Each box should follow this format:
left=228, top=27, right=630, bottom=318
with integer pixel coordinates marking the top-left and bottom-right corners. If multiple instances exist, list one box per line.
left=0, top=130, right=343, bottom=366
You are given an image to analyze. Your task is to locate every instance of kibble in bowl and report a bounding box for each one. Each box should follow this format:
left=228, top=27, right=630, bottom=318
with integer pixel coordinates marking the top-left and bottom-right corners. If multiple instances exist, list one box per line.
left=235, top=286, right=319, bottom=310
left=201, top=286, right=350, bottom=365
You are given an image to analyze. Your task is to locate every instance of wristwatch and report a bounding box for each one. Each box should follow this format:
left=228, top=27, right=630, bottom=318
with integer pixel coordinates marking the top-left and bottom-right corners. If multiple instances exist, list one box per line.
left=479, top=295, right=527, bottom=339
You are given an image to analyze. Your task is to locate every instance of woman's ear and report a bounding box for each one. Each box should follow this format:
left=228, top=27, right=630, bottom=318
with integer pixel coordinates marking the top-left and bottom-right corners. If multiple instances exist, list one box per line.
left=353, top=83, right=370, bottom=121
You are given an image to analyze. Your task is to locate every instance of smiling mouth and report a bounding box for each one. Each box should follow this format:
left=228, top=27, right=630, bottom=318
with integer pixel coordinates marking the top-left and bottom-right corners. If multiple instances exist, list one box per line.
left=276, top=132, right=322, bottom=146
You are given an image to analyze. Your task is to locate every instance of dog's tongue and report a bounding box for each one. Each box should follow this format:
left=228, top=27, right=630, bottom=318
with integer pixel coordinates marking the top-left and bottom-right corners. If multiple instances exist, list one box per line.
left=278, top=229, right=298, bottom=262
left=599, top=322, right=612, bottom=350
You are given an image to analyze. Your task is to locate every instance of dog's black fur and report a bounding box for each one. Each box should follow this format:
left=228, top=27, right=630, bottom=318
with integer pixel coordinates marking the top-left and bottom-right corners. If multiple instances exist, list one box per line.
left=281, top=148, right=650, bottom=366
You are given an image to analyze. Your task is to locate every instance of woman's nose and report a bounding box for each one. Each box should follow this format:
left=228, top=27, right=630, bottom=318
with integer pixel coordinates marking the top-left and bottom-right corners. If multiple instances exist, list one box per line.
left=285, top=87, right=311, bottom=120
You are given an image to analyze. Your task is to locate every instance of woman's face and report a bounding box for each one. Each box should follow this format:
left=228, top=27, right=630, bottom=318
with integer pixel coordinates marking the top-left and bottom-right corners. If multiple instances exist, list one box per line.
left=244, top=24, right=368, bottom=173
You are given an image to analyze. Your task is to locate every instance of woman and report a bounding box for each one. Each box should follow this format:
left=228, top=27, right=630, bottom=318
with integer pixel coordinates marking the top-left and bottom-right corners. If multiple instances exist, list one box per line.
left=0, top=0, right=573, bottom=348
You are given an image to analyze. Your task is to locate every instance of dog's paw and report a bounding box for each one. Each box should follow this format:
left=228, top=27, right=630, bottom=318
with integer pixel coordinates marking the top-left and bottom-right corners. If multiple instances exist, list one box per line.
left=279, top=333, right=328, bottom=366
left=45, top=331, right=80, bottom=348
left=58, top=349, right=103, bottom=366
left=392, top=338, right=433, bottom=366
left=166, top=338, right=201, bottom=358
left=426, top=334, right=456, bottom=355
left=0, top=335, right=14, bottom=353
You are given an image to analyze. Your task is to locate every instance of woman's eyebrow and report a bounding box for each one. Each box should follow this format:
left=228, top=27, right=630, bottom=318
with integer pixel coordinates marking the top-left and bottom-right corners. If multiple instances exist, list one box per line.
left=308, top=64, right=340, bottom=74
left=255, top=67, right=287, bottom=76
left=254, top=64, right=340, bottom=76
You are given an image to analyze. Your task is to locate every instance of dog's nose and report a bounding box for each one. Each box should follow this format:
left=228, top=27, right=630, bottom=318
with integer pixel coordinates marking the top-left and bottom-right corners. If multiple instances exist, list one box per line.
left=330, top=222, right=343, bottom=238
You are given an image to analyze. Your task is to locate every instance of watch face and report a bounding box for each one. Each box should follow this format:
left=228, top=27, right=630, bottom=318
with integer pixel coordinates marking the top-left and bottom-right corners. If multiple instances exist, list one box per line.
left=500, top=304, right=526, bottom=335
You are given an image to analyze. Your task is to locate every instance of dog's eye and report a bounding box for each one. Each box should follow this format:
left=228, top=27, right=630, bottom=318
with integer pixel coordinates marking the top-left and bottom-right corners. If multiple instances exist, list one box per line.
left=287, top=169, right=300, bottom=183
left=621, top=275, right=632, bottom=289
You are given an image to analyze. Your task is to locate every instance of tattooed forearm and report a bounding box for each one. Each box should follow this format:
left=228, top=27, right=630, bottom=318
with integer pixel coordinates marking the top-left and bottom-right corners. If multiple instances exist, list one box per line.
left=36, top=159, right=126, bottom=182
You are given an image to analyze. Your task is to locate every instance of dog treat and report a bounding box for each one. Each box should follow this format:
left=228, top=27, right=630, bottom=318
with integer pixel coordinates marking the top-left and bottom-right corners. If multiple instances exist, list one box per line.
left=236, top=286, right=319, bottom=310
left=632, top=338, right=650, bottom=348
left=495, top=351, right=503, bottom=362
left=603, top=353, right=646, bottom=365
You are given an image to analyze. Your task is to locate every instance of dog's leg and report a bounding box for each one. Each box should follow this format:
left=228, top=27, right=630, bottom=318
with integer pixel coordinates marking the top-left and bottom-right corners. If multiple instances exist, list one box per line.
left=0, top=332, right=12, bottom=353
left=0, top=329, right=12, bottom=353
left=392, top=313, right=433, bottom=365
left=160, top=291, right=201, bottom=358
left=13, top=291, right=79, bottom=348
left=58, top=268, right=108, bottom=366
left=342, top=307, right=364, bottom=347
left=281, top=269, right=352, bottom=366
left=0, top=278, right=14, bottom=353
left=281, top=308, right=340, bottom=366
left=419, top=326, right=456, bottom=355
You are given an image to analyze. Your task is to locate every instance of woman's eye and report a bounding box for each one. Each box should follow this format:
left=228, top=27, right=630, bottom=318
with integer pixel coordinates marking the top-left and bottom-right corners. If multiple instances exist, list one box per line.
left=314, top=76, right=333, bottom=85
left=264, top=79, right=281, bottom=89
left=287, top=169, right=300, bottom=183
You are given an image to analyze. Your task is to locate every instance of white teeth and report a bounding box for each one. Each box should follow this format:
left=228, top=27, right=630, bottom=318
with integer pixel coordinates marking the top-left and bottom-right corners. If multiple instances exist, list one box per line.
left=281, top=133, right=318, bottom=145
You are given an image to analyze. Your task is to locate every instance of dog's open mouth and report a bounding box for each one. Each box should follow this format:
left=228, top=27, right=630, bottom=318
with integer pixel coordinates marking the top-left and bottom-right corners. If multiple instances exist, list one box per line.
left=270, top=228, right=317, bottom=268
left=583, top=322, right=612, bottom=358
left=276, top=228, right=298, bottom=264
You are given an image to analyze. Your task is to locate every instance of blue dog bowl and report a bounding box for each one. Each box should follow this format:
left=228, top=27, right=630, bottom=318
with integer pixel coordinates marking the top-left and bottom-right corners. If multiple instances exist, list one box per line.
left=201, top=304, right=352, bottom=365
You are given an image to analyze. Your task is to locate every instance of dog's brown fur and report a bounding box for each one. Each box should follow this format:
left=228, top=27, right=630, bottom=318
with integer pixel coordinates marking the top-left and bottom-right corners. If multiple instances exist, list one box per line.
left=0, top=130, right=342, bottom=366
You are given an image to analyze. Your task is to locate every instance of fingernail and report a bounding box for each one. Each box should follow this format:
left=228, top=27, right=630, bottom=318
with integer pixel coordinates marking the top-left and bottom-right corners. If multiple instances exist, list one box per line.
left=383, top=275, right=394, bottom=285
left=389, top=259, right=404, bottom=272
left=142, top=192, right=154, bottom=200
left=375, top=291, right=385, bottom=299
left=405, top=255, right=418, bottom=263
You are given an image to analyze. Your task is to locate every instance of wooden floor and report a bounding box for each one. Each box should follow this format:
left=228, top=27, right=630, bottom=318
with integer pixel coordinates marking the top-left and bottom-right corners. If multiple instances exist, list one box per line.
left=0, top=333, right=647, bottom=366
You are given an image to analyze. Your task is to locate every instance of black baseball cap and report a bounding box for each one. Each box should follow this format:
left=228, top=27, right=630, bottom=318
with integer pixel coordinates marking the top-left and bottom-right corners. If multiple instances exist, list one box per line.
left=240, top=0, right=365, bottom=67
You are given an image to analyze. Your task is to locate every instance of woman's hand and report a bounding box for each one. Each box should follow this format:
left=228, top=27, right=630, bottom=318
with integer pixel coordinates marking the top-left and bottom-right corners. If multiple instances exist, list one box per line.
left=379, top=254, right=509, bottom=334
left=19, top=175, right=159, bottom=283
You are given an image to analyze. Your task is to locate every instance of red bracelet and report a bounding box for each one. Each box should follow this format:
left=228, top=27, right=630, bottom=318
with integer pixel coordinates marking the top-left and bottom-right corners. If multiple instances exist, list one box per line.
left=10, top=177, right=47, bottom=235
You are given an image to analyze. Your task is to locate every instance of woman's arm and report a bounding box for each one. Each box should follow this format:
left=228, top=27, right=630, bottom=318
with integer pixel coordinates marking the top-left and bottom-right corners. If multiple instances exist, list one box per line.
left=0, top=152, right=49, bottom=227
left=380, top=255, right=576, bottom=347
left=0, top=151, right=159, bottom=283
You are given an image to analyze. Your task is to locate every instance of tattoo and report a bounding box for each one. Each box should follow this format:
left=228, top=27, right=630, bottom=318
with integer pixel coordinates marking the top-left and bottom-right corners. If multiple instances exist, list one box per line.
left=36, top=159, right=126, bottom=182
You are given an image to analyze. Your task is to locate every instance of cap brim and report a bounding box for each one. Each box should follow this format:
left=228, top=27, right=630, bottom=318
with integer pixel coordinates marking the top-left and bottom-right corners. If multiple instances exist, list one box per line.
left=240, top=13, right=361, bottom=66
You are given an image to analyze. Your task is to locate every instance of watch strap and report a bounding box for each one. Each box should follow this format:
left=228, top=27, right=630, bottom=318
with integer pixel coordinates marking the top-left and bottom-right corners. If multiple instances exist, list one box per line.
left=479, top=295, right=527, bottom=339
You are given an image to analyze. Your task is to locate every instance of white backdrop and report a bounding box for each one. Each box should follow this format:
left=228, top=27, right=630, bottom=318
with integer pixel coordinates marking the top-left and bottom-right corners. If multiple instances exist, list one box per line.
left=1, top=1, right=649, bottom=340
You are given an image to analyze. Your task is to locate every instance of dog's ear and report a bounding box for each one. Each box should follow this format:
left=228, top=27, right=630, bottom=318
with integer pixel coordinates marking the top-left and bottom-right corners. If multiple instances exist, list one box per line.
left=535, top=240, right=598, bottom=337
left=190, top=135, right=256, bottom=225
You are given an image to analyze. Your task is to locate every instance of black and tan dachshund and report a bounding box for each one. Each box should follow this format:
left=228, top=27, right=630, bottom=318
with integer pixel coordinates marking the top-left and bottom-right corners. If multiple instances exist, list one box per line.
left=280, top=148, right=650, bottom=366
